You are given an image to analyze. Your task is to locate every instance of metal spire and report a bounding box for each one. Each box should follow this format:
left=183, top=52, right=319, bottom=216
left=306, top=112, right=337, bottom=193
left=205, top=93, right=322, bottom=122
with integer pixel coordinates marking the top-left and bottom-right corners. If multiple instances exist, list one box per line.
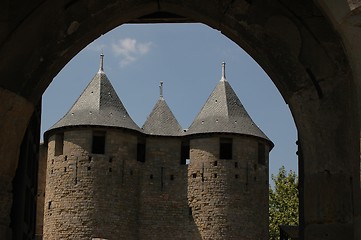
left=99, top=53, right=104, bottom=73
left=221, top=62, right=226, bottom=81
left=159, top=81, right=164, bottom=99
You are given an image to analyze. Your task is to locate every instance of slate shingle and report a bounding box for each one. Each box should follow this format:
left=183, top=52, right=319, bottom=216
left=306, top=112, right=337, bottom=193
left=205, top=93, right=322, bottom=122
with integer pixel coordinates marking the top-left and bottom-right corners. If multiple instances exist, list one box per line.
left=45, top=65, right=140, bottom=138
left=187, top=72, right=272, bottom=146
left=142, top=97, right=183, bottom=136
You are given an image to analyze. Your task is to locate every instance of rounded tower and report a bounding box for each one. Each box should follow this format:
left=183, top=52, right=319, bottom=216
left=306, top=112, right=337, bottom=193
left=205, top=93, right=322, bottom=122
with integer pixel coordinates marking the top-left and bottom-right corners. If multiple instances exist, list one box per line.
left=139, top=82, right=200, bottom=239
left=43, top=55, right=141, bottom=239
left=186, top=63, right=274, bottom=239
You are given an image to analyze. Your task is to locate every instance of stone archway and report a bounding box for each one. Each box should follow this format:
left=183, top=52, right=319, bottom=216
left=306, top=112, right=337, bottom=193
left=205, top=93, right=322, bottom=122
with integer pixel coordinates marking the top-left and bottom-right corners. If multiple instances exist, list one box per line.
left=0, top=1, right=359, bottom=239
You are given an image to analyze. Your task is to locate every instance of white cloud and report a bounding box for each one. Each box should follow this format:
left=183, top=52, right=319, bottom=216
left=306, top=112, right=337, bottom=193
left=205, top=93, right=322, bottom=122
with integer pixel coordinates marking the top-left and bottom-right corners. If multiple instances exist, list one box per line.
left=112, top=38, right=152, bottom=67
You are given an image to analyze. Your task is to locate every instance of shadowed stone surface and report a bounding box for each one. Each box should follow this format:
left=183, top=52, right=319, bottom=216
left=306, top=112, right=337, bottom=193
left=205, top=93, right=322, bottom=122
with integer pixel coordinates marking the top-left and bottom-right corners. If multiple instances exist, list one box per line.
left=0, top=1, right=360, bottom=239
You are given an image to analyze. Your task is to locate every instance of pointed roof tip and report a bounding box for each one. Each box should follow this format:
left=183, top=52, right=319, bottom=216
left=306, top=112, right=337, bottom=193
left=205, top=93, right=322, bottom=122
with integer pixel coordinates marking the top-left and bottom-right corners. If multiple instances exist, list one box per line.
left=142, top=81, right=183, bottom=136
left=98, top=53, right=104, bottom=73
left=159, top=81, right=164, bottom=99
left=221, top=62, right=226, bottom=81
left=187, top=72, right=273, bottom=146
left=142, top=97, right=183, bottom=136
left=45, top=62, right=141, bottom=136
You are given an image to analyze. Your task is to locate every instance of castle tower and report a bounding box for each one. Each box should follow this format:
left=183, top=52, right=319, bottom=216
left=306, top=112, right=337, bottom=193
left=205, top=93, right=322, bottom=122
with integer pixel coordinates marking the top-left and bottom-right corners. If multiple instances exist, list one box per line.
left=43, top=54, right=141, bottom=239
left=138, top=82, right=200, bottom=239
left=187, top=63, right=274, bottom=239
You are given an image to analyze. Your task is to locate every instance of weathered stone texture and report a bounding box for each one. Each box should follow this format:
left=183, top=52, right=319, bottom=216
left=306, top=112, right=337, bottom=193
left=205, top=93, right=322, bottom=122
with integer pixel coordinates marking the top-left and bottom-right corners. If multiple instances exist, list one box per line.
left=42, top=129, right=270, bottom=240
left=188, top=135, right=269, bottom=240
left=0, top=0, right=359, bottom=239
left=0, top=87, right=34, bottom=240
left=43, top=129, right=139, bottom=239
left=138, top=137, right=201, bottom=240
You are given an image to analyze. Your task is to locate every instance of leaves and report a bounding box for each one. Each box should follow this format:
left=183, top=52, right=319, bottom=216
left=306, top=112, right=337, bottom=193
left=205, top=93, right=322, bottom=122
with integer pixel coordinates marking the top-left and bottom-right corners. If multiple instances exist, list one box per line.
left=269, top=166, right=299, bottom=240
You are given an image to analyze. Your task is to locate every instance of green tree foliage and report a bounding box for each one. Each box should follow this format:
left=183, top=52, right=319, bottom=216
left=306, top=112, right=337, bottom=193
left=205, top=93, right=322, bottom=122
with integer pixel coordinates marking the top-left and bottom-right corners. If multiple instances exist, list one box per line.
left=269, top=166, right=299, bottom=240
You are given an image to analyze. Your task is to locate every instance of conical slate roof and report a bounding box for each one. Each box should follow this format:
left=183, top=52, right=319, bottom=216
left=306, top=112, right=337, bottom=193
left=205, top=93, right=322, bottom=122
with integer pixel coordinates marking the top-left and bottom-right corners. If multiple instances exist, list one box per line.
left=142, top=82, right=183, bottom=136
left=45, top=54, right=140, bottom=136
left=187, top=63, right=272, bottom=143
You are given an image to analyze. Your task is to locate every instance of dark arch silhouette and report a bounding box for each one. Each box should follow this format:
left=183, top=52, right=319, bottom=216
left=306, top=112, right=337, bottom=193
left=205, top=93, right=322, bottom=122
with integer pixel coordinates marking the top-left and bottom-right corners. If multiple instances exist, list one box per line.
left=0, top=1, right=359, bottom=239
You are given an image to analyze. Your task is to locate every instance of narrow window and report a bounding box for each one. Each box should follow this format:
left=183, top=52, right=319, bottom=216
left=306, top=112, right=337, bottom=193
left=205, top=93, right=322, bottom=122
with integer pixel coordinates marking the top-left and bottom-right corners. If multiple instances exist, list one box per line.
left=170, top=175, right=174, bottom=180
left=235, top=162, right=238, bottom=168
left=258, top=143, right=266, bottom=165
left=54, top=133, right=64, bottom=156
left=180, top=142, right=190, bottom=165
left=92, top=131, right=106, bottom=154
left=137, top=142, right=146, bottom=162
left=220, top=138, right=232, bottom=159
left=214, top=161, right=218, bottom=166
left=48, top=201, right=52, bottom=209
left=192, top=173, right=197, bottom=178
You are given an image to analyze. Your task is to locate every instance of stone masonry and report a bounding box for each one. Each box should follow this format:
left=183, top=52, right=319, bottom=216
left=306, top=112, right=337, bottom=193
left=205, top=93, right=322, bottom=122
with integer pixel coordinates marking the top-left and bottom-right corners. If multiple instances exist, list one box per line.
left=188, top=135, right=270, bottom=239
left=40, top=57, right=273, bottom=239
left=43, top=129, right=140, bottom=239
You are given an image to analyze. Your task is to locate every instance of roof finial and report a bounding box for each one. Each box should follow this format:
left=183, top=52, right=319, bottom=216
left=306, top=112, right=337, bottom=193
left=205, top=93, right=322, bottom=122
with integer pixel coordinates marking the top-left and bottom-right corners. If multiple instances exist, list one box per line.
left=221, top=62, right=226, bottom=81
left=99, top=53, right=104, bottom=73
left=159, top=81, right=164, bottom=99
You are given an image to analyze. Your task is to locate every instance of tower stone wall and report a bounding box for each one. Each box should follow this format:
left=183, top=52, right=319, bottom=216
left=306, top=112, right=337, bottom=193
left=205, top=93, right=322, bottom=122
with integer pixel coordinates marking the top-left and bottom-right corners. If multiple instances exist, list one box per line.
left=43, top=128, right=140, bottom=240
left=41, top=58, right=273, bottom=240
left=188, top=135, right=270, bottom=240
left=138, top=137, right=201, bottom=240
left=43, top=129, right=271, bottom=240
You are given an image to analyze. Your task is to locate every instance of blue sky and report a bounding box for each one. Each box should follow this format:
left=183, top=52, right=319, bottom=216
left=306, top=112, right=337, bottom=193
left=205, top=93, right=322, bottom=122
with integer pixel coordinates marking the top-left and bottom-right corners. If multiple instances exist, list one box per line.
left=42, top=23, right=298, bottom=179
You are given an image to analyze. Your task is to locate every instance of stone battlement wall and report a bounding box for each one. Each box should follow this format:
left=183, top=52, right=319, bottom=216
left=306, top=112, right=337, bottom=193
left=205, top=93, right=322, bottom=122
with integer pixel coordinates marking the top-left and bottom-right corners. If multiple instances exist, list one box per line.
left=43, top=129, right=140, bottom=239
left=42, top=129, right=269, bottom=240
left=188, top=135, right=269, bottom=240
left=138, top=137, right=201, bottom=239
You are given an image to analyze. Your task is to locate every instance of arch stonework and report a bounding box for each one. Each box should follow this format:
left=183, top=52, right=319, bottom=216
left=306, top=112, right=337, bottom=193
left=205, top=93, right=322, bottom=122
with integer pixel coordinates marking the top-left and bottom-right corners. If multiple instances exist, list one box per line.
left=0, top=0, right=360, bottom=239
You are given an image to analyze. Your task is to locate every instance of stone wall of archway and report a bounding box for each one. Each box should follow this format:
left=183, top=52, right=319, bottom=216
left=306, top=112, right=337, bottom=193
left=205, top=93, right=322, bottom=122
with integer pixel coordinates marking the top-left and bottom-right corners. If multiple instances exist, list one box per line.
left=0, top=0, right=359, bottom=239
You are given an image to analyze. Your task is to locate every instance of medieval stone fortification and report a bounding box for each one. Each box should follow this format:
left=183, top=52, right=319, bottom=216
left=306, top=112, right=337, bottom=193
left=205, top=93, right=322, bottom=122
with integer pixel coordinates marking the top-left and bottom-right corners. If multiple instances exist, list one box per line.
left=39, top=55, right=273, bottom=240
